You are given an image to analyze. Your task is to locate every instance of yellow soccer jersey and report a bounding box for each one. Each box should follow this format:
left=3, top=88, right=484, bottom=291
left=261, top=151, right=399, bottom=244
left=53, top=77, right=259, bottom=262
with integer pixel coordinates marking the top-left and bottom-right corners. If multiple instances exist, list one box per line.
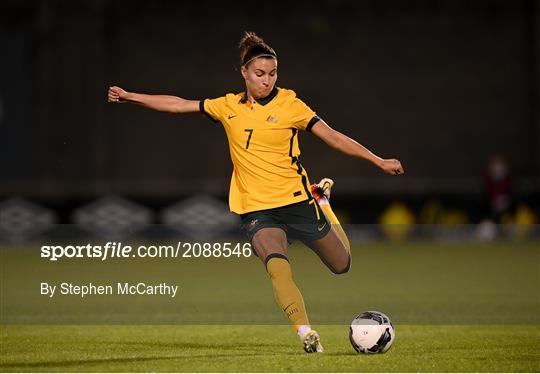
left=200, top=87, right=320, bottom=214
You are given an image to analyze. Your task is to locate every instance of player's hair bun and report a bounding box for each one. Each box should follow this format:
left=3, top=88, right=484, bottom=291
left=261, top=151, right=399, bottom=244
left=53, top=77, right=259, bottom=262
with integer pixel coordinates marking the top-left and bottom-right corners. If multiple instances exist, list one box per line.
left=239, top=31, right=264, bottom=50
left=239, top=31, right=277, bottom=67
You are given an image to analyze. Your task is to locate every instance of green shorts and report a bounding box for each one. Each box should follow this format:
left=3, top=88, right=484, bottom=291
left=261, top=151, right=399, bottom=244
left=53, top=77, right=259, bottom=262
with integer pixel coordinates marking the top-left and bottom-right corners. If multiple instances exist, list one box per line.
left=240, top=199, right=331, bottom=244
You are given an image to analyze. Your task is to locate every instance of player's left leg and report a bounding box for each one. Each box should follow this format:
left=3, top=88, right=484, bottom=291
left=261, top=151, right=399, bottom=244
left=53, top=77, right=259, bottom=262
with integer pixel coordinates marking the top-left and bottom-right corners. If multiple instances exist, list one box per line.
left=304, top=178, right=351, bottom=274
left=311, top=178, right=350, bottom=254
left=303, top=226, right=351, bottom=274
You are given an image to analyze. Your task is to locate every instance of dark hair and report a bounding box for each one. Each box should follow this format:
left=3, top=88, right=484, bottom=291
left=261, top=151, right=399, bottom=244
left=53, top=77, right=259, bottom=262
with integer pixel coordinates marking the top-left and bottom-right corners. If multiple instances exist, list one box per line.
left=239, top=31, right=277, bottom=67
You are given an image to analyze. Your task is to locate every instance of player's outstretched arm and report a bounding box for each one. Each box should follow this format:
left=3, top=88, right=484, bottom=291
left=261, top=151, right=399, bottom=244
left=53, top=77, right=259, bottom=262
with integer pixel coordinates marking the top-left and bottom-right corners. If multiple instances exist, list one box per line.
left=311, top=120, right=404, bottom=175
left=107, top=86, right=200, bottom=114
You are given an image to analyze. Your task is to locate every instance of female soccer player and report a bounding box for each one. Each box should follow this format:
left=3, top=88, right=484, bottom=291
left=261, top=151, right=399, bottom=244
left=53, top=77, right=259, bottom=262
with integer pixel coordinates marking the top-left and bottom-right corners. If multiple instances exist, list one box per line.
left=108, top=31, right=404, bottom=353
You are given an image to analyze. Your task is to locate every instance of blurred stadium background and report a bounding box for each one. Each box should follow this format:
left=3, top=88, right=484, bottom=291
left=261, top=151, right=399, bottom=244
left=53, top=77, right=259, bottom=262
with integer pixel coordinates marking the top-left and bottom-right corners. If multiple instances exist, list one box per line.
left=1, top=0, right=539, bottom=242
left=1, top=3, right=539, bottom=371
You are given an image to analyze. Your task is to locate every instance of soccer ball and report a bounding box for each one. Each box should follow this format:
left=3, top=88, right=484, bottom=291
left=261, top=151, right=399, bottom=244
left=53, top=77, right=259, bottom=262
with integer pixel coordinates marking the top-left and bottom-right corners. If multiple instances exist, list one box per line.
left=349, top=311, right=395, bottom=354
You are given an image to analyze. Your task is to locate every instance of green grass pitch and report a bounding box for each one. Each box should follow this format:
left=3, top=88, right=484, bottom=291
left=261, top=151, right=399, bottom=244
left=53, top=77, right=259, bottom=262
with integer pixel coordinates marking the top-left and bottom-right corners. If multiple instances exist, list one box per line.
left=1, top=325, right=539, bottom=372
left=1, top=241, right=539, bottom=372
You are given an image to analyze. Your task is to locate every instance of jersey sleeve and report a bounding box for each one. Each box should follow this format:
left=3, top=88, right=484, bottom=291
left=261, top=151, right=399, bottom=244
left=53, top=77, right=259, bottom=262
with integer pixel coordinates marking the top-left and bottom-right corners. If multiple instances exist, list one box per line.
left=290, top=97, right=321, bottom=132
left=200, top=96, right=227, bottom=123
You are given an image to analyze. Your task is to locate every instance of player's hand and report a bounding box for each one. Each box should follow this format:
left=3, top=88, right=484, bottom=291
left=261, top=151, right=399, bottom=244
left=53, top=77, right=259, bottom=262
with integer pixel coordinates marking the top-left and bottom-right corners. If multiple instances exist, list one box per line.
left=379, top=159, right=404, bottom=175
left=108, top=86, right=129, bottom=103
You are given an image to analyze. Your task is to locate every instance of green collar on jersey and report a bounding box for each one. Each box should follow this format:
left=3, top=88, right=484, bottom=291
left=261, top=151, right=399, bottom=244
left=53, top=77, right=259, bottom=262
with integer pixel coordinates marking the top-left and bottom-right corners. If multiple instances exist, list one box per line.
left=241, top=86, right=279, bottom=106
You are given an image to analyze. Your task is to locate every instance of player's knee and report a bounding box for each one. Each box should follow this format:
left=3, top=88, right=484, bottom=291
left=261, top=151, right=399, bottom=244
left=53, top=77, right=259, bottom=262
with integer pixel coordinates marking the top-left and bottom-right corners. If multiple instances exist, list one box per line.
left=331, top=255, right=351, bottom=275
left=265, top=253, right=292, bottom=279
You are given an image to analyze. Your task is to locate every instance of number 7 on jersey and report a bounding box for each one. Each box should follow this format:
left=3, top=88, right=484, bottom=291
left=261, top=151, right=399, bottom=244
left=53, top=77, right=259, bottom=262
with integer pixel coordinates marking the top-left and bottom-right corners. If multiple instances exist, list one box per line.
left=244, top=129, right=254, bottom=149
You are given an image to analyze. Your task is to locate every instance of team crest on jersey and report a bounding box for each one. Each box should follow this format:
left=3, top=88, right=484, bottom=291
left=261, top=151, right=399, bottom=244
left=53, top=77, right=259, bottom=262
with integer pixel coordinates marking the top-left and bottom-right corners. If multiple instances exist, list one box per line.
left=266, top=115, right=278, bottom=123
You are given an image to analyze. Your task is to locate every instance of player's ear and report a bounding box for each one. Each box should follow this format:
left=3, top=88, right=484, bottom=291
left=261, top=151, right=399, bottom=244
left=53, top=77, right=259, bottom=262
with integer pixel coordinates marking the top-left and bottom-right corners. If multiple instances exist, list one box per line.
left=240, top=65, right=248, bottom=79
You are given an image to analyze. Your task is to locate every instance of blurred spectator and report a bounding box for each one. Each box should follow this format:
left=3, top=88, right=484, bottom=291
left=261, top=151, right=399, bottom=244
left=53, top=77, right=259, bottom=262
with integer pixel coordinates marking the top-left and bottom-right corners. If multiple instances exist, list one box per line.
left=419, top=199, right=469, bottom=225
left=484, top=154, right=513, bottom=223
left=513, top=203, right=537, bottom=239
left=419, top=199, right=444, bottom=225
left=379, top=201, right=415, bottom=240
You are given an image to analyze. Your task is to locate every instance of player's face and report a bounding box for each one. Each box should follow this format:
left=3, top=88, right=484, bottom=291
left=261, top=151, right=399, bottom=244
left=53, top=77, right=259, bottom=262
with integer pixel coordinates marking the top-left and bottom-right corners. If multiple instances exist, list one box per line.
left=241, top=58, right=278, bottom=99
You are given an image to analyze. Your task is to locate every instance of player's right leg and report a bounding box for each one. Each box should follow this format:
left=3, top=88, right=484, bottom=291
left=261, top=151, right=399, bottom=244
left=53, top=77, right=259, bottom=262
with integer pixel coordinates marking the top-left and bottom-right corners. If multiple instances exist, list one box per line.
left=248, top=226, right=323, bottom=353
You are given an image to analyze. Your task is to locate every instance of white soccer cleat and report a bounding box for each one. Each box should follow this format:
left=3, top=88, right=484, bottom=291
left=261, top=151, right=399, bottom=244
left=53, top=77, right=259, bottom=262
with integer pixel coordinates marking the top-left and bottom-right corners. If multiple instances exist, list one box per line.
left=302, top=329, right=324, bottom=353
left=310, top=178, right=334, bottom=203
left=318, top=178, right=334, bottom=199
